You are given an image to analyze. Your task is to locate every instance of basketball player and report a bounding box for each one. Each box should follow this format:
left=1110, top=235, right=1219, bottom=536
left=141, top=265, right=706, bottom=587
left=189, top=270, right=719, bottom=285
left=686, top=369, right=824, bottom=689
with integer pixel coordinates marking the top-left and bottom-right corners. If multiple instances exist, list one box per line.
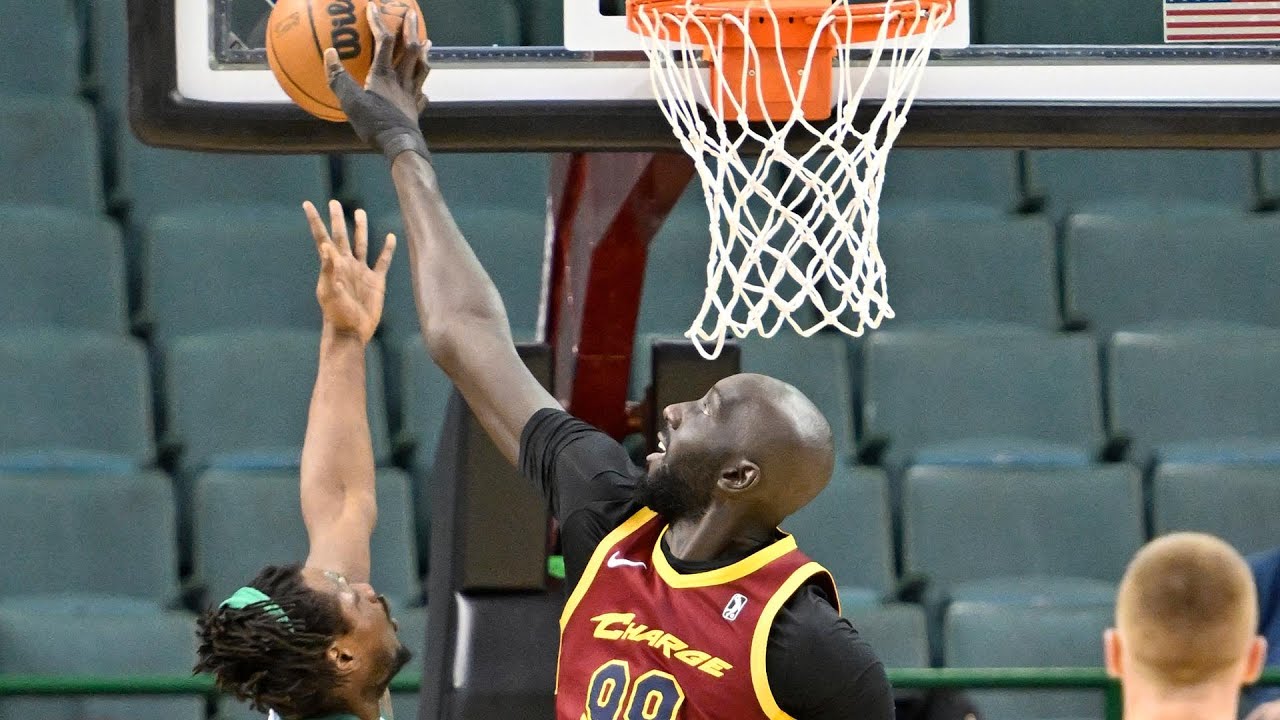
left=1106, top=532, right=1268, bottom=720
left=194, top=199, right=411, bottom=720
left=323, top=5, right=893, bottom=718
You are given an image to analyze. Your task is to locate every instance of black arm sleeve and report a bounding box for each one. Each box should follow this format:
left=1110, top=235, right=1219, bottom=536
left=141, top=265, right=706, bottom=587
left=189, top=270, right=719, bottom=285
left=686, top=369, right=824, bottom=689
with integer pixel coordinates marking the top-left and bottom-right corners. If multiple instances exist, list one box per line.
left=518, top=409, right=643, bottom=589
left=767, top=585, right=895, bottom=720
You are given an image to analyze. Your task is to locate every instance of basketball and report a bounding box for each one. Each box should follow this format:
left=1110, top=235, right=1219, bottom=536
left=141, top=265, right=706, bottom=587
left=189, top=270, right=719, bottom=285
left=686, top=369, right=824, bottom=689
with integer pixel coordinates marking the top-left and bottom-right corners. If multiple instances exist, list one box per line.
left=266, top=0, right=428, bottom=122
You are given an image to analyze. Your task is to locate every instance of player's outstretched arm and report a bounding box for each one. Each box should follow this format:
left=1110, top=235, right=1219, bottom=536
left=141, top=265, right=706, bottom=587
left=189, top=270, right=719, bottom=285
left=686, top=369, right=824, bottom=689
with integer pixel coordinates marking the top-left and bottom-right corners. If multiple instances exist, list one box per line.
left=326, top=4, right=558, bottom=466
left=298, top=199, right=397, bottom=583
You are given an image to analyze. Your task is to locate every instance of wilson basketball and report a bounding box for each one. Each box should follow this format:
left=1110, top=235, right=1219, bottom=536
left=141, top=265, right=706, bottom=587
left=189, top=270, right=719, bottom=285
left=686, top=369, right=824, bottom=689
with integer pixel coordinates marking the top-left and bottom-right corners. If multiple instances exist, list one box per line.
left=266, top=0, right=428, bottom=122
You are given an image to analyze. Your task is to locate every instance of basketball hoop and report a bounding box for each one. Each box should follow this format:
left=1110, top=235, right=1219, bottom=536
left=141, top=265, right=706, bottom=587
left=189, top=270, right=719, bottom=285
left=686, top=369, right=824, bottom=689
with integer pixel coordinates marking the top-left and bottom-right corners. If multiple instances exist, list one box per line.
left=626, top=0, right=955, bottom=358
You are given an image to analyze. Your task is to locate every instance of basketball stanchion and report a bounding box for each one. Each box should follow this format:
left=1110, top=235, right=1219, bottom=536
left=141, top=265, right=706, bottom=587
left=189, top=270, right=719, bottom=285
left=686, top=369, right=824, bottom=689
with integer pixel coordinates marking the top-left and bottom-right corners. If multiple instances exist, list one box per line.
left=627, top=0, right=954, bottom=358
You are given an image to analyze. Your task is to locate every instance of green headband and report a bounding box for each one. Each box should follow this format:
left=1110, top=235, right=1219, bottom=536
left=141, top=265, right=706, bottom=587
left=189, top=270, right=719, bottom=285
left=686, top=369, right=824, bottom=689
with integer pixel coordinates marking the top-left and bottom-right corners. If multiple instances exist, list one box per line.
left=220, top=586, right=293, bottom=629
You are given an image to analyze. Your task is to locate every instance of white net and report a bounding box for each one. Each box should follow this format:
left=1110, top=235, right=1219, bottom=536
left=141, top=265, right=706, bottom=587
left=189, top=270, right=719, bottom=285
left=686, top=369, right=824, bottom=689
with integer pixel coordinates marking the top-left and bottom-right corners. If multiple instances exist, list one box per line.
left=630, top=0, right=953, bottom=358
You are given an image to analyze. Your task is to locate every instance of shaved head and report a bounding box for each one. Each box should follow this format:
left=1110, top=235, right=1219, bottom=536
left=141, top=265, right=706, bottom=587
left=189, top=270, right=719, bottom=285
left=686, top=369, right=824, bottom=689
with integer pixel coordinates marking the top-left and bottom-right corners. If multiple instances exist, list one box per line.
left=642, top=373, right=834, bottom=526
left=1114, top=532, right=1260, bottom=688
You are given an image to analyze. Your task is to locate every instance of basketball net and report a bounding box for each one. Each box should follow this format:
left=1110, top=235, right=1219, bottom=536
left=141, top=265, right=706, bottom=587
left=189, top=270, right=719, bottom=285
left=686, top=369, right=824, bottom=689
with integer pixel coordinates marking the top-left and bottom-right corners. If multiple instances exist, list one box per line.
left=629, top=0, right=953, bottom=358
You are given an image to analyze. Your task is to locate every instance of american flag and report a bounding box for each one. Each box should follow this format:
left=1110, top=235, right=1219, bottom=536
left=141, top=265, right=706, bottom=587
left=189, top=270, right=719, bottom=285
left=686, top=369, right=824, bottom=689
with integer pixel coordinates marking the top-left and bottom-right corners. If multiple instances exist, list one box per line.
left=1164, top=0, right=1280, bottom=42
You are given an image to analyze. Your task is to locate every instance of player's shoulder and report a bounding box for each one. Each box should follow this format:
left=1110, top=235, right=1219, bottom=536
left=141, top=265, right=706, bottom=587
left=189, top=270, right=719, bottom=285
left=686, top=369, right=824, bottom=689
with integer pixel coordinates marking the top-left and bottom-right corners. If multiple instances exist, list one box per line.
left=773, top=582, right=879, bottom=667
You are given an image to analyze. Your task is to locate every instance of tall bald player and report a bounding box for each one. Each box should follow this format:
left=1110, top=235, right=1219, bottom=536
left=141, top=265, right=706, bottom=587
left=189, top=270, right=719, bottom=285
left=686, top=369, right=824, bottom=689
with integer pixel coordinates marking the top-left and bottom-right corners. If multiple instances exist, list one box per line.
left=321, top=5, right=893, bottom=718
left=1106, top=533, right=1268, bottom=720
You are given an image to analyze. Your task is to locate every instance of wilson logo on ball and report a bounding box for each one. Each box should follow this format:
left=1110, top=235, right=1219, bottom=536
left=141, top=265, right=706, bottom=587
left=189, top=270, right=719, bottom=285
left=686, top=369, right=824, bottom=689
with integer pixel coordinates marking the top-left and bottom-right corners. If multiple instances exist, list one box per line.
left=327, top=1, right=362, bottom=60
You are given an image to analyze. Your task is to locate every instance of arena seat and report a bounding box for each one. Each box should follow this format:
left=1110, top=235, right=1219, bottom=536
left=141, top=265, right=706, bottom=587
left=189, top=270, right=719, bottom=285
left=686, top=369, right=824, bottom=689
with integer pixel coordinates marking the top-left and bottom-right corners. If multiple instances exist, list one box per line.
left=877, top=214, right=1059, bottom=330
left=116, top=135, right=331, bottom=219
left=880, top=149, right=1027, bottom=214
left=1260, top=151, right=1280, bottom=208
left=400, top=335, right=454, bottom=558
left=344, top=152, right=551, bottom=215
left=843, top=604, right=930, bottom=669
left=783, top=466, right=894, bottom=597
left=0, top=207, right=127, bottom=334
left=1064, top=212, right=1280, bottom=338
left=376, top=204, right=545, bottom=343
left=192, top=467, right=420, bottom=607
left=902, top=464, right=1141, bottom=604
left=0, top=471, right=178, bottom=601
left=978, top=0, right=1163, bottom=43
left=162, top=329, right=391, bottom=476
left=861, top=324, right=1103, bottom=469
left=944, top=603, right=1113, bottom=720
left=0, top=330, right=153, bottom=470
left=1153, top=463, right=1280, bottom=557
left=0, top=0, right=80, bottom=96
left=0, top=598, right=201, bottom=720
left=737, top=332, right=857, bottom=457
left=1107, top=325, right=1280, bottom=464
left=1026, top=150, right=1258, bottom=216
left=142, top=205, right=324, bottom=340
left=0, top=97, right=103, bottom=212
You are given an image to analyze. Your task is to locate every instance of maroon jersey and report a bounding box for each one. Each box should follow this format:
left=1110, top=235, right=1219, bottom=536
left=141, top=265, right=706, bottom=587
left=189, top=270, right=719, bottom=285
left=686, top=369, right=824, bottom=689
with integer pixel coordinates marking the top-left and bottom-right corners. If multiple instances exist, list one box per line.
left=556, top=507, right=839, bottom=720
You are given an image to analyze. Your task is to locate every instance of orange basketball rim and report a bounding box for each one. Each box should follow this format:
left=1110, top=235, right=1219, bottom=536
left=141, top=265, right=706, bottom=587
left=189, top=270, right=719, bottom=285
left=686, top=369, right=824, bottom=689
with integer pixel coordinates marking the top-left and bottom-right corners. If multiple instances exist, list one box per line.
left=626, top=0, right=956, bottom=121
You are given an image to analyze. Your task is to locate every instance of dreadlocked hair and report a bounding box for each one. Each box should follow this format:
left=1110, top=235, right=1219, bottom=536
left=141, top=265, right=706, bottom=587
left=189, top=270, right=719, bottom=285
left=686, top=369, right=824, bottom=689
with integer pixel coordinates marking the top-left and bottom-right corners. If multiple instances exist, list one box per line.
left=195, top=563, right=351, bottom=719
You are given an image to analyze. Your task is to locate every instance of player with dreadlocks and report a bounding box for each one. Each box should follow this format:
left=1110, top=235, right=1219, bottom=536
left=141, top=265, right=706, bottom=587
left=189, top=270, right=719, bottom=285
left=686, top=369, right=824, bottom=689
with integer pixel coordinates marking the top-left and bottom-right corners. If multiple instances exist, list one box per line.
left=194, top=196, right=411, bottom=720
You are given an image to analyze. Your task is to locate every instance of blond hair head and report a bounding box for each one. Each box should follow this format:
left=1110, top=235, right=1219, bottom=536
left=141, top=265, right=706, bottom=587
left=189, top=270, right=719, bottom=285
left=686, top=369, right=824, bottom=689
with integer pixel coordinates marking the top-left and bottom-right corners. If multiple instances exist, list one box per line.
left=1114, top=532, right=1260, bottom=688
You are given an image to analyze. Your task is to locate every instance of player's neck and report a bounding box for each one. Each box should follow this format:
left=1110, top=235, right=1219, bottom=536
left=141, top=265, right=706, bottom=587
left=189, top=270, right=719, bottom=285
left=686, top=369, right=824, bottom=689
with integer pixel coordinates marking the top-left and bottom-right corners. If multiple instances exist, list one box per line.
left=664, top=507, right=776, bottom=563
left=1122, top=677, right=1242, bottom=720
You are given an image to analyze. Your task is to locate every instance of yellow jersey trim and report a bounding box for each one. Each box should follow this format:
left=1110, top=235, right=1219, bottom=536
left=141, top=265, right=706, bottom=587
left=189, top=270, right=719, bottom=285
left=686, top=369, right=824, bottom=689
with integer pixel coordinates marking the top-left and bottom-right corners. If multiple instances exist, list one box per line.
left=651, top=526, right=799, bottom=589
left=749, top=562, right=829, bottom=720
left=560, top=507, right=658, bottom=629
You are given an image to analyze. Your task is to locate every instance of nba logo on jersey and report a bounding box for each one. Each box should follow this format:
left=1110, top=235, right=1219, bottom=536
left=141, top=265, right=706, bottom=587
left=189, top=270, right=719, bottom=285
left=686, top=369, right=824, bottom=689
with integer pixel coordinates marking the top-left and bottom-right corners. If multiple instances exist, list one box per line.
left=722, top=593, right=749, bottom=621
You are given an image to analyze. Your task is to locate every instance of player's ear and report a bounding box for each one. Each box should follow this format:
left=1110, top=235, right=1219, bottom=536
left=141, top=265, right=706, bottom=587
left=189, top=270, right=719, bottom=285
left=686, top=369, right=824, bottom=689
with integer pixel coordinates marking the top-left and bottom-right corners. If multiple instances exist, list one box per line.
left=1243, top=636, right=1268, bottom=684
left=1103, top=628, right=1123, bottom=679
left=328, top=640, right=359, bottom=676
left=719, top=460, right=759, bottom=493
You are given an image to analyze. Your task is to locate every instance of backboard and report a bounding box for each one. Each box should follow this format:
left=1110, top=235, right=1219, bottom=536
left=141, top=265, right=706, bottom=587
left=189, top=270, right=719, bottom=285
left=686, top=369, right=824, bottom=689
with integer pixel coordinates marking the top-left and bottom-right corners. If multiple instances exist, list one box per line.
left=130, top=0, right=1280, bottom=152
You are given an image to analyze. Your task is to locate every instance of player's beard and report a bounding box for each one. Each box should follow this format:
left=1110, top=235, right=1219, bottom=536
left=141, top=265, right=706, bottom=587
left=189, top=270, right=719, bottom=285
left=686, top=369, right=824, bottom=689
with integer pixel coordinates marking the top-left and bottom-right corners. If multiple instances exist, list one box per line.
left=636, top=458, right=715, bottom=521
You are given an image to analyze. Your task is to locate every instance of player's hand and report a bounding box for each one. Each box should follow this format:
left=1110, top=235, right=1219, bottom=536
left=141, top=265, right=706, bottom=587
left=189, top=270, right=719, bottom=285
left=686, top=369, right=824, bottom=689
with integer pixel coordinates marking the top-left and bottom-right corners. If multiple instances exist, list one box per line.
left=303, top=200, right=396, bottom=344
left=325, top=3, right=431, bottom=162
left=1247, top=700, right=1280, bottom=720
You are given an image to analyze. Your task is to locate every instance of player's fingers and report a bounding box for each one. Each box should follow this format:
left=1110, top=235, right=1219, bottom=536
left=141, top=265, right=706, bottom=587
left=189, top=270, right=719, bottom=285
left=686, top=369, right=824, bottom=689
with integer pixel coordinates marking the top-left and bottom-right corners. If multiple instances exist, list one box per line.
left=353, top=208, right=369, bottom=263
left=302, top=201, right=332, bottom=255
left=367, top=4, right=396, bottom=83
left=318, top=242, right=335, bottom=277
left=397, top=14, right=423, bottom=92
left=328, top=200, right=352, bottom=255
left=374, top=233, right=397, bottom=277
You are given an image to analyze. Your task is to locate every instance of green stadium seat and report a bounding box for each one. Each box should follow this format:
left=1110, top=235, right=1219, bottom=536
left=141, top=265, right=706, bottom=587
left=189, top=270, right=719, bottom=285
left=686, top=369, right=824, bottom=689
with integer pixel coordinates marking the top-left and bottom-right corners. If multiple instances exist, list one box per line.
left=116, top=134, right=330, bottom=219
left=1153, top=463, right=1280, bottom=556
left=1065, top=212, right=1280, bottom=338
left=784, top=466, right=894, bottom=596
left=0, top=0, right=81, bottom=96
left=141, top=204, right=323, bottom=340
left=343, top=152, right=551, bottom=215
left=878, top=214, right=1059, bottom=329
left=376, top=205, right=545, bottom=342
left=0, top=471, right=178, bottom=601
left=738, top=332, right=856, bottom=456
left=903, top=465, right=1141, bottom=603
left=0, top=97, right=103, bottom=212
left=400, top=335, right=453, bottom=559
left=881, top=150, right=1026, bottom=214
left=1259, top=151, right=1280, bottom=208
left=843, top=603, right=930, bottom=669
left=163, top=329, right=391, bottom=476
left=944, top=603, right=1113, bottom=720
left=978, top=0, right=1163, bottom=43
left=0, top=330, right=154, bottom=470
left=1027, top=150, right=1257, bottom=216
left=861, top=325, right=1103, bottom=469
left=1107, top=325, right=1280, bottom=464
left=421, top=0, right=521, bottom=45
left=192, top=467, right=421, bottom=608
left=516, top=0, right=564, bottom=44
left=0, top=207, right=127, bottom=334
left=0, top=598, right=200, bottom=720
